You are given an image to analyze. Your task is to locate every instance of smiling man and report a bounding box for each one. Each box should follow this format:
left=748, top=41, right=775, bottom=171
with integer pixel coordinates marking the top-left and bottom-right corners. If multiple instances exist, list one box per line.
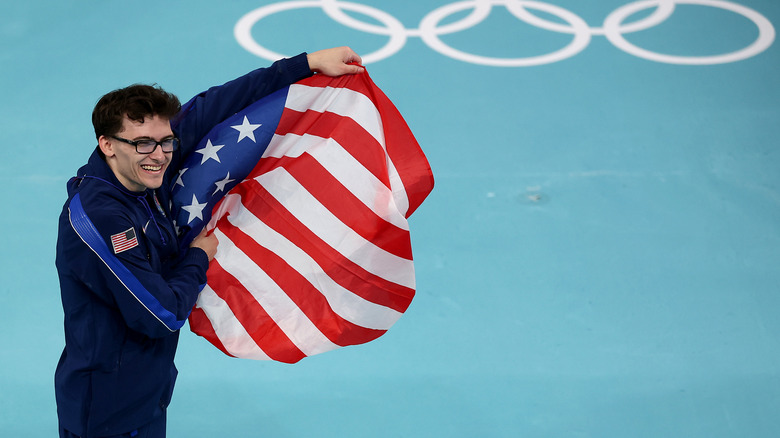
left=54, top=47, right=363, bottom=438
left=102, top=116, right=175, bottom=192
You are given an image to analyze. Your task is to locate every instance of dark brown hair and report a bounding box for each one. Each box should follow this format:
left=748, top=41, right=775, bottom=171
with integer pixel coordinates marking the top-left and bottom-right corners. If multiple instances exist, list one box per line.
left=92, top=84, right=181, bottom=140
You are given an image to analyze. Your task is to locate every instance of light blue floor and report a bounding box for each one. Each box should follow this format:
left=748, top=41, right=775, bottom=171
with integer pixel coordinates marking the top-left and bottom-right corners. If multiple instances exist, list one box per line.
left=2, top=1, right=780, bottom=436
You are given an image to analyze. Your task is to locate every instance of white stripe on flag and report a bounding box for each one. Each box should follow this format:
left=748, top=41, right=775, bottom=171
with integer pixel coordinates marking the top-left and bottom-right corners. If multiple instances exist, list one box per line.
left=256, top=168, right=416, bottom=289
left=283, top=84, right=412, bottom=217
left=388, top=157, right=410, bottom=218
left=264, top=132, right=409, bottom=230
left=225, top=197, right=405, bottom=329
left=286, top=84, right=384, bottom=144
left=195, top=286, right=271, bottom=360
left=213, top=227, right=340, bottom=357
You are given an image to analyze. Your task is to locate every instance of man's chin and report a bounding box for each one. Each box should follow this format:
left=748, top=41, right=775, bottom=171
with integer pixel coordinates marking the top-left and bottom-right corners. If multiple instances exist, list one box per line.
left=140, top=168, right=168, bottom=190
left=141, top=176, right=165, bottom=191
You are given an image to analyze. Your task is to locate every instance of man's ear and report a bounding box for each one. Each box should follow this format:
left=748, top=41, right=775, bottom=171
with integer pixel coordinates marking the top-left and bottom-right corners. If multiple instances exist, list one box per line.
left=98, top=135, right=115, bottom=158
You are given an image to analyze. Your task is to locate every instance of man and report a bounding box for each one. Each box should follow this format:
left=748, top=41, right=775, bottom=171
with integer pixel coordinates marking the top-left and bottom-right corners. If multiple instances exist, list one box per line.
left=55, top=47, right=363, bottom=438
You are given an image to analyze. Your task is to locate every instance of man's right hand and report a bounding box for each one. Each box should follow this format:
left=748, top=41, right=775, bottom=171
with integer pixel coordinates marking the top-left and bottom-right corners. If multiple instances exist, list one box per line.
left=307, top=46, right=364, bottom=76
left=191, top=228, right=218, bottom=261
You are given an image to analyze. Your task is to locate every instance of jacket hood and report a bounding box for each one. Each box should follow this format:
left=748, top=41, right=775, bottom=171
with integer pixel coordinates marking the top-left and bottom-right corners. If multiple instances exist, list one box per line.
left=67, top=148, right=147, bottom=197
left=67, top=147, right=169, bottom=245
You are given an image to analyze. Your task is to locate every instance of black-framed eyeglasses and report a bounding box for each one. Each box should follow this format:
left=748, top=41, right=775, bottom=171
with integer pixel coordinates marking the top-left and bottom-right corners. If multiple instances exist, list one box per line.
left=110, top=135, right=180, bottom=154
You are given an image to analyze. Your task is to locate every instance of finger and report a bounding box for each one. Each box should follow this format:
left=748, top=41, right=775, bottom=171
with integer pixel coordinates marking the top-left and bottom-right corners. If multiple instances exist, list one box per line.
left=344, top=49, right=360, bottom=61
left=348, top=64, right=365, bottom=74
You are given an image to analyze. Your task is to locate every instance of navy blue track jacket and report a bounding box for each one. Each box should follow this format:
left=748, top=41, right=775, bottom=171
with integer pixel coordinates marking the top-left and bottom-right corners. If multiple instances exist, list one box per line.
left=55, top=54, right=312, bottom=437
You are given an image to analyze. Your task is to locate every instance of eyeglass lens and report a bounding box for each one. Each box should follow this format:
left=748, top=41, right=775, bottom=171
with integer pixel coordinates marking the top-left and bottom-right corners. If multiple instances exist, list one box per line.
left=136, top=139, right=178, bottom=153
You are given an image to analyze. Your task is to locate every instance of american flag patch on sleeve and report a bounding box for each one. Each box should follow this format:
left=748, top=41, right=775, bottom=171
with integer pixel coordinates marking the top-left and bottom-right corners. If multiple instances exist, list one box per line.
left=110, top=228, right=138, bottom=254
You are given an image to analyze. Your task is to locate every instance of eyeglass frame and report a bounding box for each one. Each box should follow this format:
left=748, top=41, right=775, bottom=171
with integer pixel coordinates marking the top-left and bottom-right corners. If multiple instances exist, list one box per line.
left=109, top=135, right=180, bottom=154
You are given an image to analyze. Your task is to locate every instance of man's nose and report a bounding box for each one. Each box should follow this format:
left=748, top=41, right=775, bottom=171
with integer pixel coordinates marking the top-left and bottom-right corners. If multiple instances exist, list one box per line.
left=148, top=144, right=166, bottom=160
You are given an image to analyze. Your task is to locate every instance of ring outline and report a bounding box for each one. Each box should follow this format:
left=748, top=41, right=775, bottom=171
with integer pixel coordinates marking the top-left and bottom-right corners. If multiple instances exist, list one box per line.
left=234, top=0, right=407, bottom=64
left=234, top=0, right=776, bottom=66
left=603, top=0, right=776, bottom=65
left=418, top=0, right=592, bottom=67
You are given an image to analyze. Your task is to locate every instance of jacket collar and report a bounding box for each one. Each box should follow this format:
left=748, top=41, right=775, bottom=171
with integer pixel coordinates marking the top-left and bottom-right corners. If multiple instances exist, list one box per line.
left=69, top=148, right=148, bottom=197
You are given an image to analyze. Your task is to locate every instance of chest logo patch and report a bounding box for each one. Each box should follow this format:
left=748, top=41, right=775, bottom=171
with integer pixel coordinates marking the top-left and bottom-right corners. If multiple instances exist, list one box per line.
left=110, top=227, right=139, bottom=254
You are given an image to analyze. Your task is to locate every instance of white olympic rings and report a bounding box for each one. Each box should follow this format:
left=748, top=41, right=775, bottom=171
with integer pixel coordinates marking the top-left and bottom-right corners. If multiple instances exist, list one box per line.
left=234, top=0, right=776, bottom=66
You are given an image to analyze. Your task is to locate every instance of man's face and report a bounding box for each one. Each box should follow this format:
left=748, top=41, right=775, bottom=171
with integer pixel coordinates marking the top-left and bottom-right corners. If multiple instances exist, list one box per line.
left=100, top=115, right=173, bottom=192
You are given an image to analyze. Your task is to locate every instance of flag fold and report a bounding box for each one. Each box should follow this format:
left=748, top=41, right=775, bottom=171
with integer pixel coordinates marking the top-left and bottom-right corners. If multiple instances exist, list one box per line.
left=171, top=69, right=433, bottom=363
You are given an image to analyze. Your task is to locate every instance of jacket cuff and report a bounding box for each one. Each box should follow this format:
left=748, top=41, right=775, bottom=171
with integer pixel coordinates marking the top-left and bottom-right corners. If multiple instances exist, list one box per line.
left=285, top=52, right=314, bottom=81
left=183, top=247, right=211, bottom=282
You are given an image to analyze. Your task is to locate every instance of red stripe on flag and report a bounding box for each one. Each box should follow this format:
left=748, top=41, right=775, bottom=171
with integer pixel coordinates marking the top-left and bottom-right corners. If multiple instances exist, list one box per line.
left=274, top=108, right=390, bottom=188
left=366, top=80, right=433, bottom=217
left=189, top=307, right=235, bottom=358
left=206, top=259, right=306, bottom=364
left=219, top=219, right=388, bottom=347
left=253, top=153, right=413, bottom=259
left=296, top=70, right=373, bottom=95
left=235, top=179, right=415, bottom=313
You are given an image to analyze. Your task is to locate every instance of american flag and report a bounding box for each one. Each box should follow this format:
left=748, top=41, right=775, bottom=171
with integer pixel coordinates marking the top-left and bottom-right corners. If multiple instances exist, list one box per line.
left=171, top=69, right=433, bottom=363
left=110, top=228, right=138, bottom=254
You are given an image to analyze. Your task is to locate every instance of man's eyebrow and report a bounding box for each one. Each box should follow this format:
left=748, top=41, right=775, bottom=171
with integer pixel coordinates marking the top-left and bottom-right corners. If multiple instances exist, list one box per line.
left=131, top=135, right=175, bottom=141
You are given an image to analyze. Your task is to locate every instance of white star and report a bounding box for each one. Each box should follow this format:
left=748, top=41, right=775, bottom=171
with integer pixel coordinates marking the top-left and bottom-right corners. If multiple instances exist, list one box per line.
left=213, top=172, right=235, bottom=195
left=181, top=194, right=207, bottom=224
left=231, top=116, right=262, bottom=143
left=196, top=139, right=224, bottom=164
left=175, top=168, right=188, bottom=187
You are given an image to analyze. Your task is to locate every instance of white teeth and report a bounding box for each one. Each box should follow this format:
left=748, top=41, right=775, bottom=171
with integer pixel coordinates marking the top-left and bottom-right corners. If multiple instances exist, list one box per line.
left=141, top=165, right=162, bottom=171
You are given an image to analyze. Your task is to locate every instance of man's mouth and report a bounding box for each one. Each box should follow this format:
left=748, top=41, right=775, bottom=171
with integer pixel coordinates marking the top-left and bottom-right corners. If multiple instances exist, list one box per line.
left=141, top=164, right=163, bottom=172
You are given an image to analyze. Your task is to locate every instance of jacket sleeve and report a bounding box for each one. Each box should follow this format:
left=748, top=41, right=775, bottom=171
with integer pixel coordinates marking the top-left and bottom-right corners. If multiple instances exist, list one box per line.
left=66, top=192, right=209, bottom=339
left=172, top=53, right=313, bottom=159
